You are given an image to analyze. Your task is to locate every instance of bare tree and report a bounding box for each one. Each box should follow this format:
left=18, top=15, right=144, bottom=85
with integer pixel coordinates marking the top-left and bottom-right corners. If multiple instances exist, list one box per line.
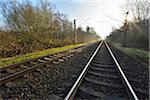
left=0, top=0, right=100, bottom=55
left=125, top=0, right=150, bottom=22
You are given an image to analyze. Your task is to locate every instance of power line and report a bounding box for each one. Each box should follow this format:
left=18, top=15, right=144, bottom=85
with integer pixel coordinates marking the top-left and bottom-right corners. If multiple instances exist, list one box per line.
left=78, top=17, right=90, bottom=26
left=105, top=15, right=123, bottom=23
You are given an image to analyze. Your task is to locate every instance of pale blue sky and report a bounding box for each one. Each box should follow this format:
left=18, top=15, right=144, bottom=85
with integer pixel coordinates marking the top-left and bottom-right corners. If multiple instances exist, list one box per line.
left=0, top=0, right=129, bottom=38
left=50, top=0, right=127, bottom=38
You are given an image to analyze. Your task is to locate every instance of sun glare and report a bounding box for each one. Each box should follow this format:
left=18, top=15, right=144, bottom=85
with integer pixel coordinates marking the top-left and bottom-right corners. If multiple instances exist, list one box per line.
left=127, top=12, right=133, bottom=21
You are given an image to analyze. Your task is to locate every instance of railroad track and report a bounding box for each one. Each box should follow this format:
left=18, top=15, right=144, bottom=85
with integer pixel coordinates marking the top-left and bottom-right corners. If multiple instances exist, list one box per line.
left=0, top=43, right=93, bottom=85
left=64, top=41, right=148, bottom=100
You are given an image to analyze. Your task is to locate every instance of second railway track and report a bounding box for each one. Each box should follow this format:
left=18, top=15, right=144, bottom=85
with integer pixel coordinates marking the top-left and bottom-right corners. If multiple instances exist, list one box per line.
left=65, top=41, right=148, bottom=100
left=0, top=43, right=91, bottom=85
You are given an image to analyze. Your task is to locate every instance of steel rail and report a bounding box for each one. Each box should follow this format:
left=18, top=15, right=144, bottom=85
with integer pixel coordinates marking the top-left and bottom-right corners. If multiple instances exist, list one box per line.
left=64, top=41, right=103, bottom=100
left=0, top=41, right=98, bottom=85
left=0, top=43, right=92, bottom=85
left=0, top=52, right=70, bottom=85
left=104, top=41, right=139, bottom=100
left=0, top=42, right=92, bottom=70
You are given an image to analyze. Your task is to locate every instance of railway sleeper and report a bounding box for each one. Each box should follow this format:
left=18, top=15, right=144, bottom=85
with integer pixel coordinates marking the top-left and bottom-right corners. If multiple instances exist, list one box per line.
left=84, top=77, right=123, bottom=88
left=91, top=61, right=114, bottom=65
left=90, top=66, right=116, bottom=72
left=43, top=57, right=53, bottom=61
left=91, top=63, right=115, bottom=68
left=37, top=59, right=47, bottom=63
left=88, top=71, right=119, bottom=79
left=78, top=86, right=128, bottom=99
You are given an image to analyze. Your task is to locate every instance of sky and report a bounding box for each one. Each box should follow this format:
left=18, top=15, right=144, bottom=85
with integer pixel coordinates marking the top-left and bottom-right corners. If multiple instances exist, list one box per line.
left=49, top=0, right=127, bottom=39
left=0, top=0, right=130, bottom=39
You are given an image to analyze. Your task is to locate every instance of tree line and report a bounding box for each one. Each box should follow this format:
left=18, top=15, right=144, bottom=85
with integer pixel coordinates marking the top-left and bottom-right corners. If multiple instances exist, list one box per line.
left=0, top=0, right=100, bottom=58
left=106, top=0, right=149, bottom=51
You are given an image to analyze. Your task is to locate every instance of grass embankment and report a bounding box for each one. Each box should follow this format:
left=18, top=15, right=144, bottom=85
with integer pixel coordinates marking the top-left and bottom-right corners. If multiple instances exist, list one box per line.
left=0, top=41, right=94, bottom=68
left=113, top=43, right=149, bottom=65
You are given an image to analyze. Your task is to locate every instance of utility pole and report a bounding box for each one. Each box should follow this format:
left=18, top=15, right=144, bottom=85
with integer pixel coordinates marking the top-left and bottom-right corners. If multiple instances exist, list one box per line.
left=74, top=19, right=77, bottom=44
left=73, top=18, right=90, bottom=44
left=123, top=11, right=129, bottom=46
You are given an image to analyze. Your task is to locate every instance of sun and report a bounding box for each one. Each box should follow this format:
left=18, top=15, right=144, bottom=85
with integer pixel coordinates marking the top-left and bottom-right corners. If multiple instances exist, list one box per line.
left=127, top=12, right=133, bottom=21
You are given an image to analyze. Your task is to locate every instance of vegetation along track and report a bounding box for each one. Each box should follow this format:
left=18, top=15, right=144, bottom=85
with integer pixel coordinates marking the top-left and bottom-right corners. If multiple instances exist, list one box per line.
left=65, top=41, right=149, bottom=100
left=0, top=43, right=93, bottom=85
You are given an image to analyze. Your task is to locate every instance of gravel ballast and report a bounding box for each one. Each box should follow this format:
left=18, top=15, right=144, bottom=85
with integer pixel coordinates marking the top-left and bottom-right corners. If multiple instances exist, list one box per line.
left=0, top=41, right=148, bottom=99
left=0, top=42, right=99, bottom=99
left=110, top=44, right=149, bottom=99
